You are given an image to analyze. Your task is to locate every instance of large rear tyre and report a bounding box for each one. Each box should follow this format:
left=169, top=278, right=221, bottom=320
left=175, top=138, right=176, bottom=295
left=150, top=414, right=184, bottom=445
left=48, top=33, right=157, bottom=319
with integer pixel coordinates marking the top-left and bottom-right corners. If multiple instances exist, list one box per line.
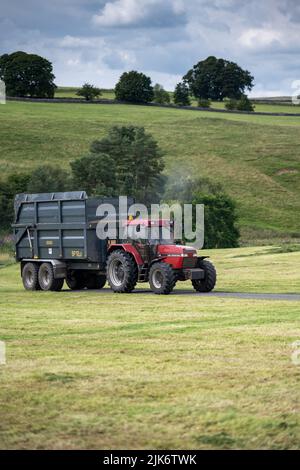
left=192, top=259, right=216, bottom=293
left=106, top=250, right=138, bottom=293
left=38, top=263, right=64, bottom=291
left=22, top=262, right=40, bottom=291
left=149, top=262, right=176, bottom=295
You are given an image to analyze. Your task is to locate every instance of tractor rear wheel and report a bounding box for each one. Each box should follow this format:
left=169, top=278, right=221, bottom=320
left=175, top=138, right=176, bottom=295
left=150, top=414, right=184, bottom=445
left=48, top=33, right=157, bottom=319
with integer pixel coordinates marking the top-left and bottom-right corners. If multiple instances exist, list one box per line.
left=38, top=263, right=64, bottom=291
left=192, top=259, right=216, bottom=293
left=149, top=262, right=176, bottom=295
left=106, top=250, right=138, bottom=293
left=22, top=262, right=40, bottom=291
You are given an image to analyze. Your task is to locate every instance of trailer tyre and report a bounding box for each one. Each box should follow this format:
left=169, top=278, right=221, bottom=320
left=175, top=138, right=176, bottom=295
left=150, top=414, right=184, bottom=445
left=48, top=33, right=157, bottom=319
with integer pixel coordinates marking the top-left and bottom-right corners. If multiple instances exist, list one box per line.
left=107, top=250, right=137, bottom=293
left=86, top=274, right=106, bottom=290
left=192, top=259, right=216, bottom=293
left=149, top=262, right=176, bottom=295
left=38, top=263, right=64, bottom=291
left=66, top=273, right=86, bottom=290
left=22, top=262, right=40, bottom=291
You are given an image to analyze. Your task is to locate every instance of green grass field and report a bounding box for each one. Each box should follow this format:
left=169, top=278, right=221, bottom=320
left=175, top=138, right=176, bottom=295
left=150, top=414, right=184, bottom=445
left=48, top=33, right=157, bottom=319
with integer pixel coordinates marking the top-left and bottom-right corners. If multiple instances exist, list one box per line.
left=1, top=99, right=300, bottom=244
left=55, top=87, right=115, bottom=100
left=0, top=246, right=299, bottom=449
left=55, top=87, right=300, bottom=114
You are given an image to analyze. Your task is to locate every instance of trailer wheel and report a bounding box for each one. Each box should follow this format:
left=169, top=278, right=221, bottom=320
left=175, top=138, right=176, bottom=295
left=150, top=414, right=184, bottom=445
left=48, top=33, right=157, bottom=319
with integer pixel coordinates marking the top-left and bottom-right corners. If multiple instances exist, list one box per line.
left=22, top=262, right=40, bottom=291
left=66, top=273, right=85, bottom=290
left=86, top=274, right=106, bottom=290
left=38, top=263, right=64, bottom=291
left=107, top=250, right=137, bottom=293
left=192, top=259, right=216, bottom=293
left=149, top=262, right=176, bottom=295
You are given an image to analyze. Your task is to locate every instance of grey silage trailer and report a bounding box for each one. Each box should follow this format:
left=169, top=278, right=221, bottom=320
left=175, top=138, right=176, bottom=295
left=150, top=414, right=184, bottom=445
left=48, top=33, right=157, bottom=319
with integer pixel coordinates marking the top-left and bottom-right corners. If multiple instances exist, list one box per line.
left=13, top=192, right=132, bottom=291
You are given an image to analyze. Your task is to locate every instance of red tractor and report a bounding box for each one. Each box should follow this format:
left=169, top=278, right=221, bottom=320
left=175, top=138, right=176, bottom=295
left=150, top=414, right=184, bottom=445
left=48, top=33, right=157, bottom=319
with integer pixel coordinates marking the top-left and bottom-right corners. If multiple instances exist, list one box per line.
left=13, top=193, right=216, bottom=295
left=106, top=218, right=216, bottom=295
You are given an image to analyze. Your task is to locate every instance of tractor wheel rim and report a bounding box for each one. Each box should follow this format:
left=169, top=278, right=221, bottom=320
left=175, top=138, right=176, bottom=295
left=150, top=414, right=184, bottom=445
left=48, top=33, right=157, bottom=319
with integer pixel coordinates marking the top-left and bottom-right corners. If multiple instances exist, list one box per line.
left=110, top=259, right=125, bottom=287
left=152, top=269, right=164, bottom=289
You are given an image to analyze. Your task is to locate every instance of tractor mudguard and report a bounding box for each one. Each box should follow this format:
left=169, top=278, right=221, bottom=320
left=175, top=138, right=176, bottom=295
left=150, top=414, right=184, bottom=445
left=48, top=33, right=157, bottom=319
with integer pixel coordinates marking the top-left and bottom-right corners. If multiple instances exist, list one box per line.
left=108, top=244, right=144, bottom=266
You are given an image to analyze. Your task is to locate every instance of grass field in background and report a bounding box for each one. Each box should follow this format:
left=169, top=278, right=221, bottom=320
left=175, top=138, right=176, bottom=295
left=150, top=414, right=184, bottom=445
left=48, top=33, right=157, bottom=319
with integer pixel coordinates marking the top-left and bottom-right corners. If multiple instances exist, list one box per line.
left=0, top=246, right=299, bottom=449
left=55, top=87, right=300, bottom=114
left=1, top=100, right=300, bottom=244
left=55, top=87, right=115, bottom=100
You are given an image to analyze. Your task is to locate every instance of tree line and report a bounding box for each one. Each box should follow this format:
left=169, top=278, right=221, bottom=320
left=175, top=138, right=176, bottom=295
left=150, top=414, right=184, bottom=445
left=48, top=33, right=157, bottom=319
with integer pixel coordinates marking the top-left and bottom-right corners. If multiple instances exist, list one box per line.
left=0, top=51, right=255, bottom=110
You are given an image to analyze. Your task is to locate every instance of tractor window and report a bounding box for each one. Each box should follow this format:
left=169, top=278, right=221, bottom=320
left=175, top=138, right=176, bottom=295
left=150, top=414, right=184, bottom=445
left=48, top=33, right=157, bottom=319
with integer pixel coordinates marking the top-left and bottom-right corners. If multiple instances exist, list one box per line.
left=149, top=226, right=174, bottom=245
left=126, top=224, right=174, bottom=245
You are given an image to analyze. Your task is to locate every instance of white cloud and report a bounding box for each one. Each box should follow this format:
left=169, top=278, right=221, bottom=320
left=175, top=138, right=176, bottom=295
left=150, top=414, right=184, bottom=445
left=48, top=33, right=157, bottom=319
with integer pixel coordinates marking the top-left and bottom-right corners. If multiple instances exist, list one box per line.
left=60, top=35, right=96, bottom=48
left=66, top=58, right=80, bottom=66
left=239, top=28, right=283, bottom=49
left=92, top=0, right=185, bottom=27
left=93, top=0, right=151, bottom=27
left=2, top=0, right=300, bottom=94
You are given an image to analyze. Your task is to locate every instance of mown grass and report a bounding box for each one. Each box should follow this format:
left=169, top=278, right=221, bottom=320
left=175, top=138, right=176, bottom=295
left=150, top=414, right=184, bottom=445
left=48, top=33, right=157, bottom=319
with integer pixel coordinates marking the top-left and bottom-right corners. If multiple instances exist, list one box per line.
left=0, top=246, right=299, bottom=449
left=1, top=100, right=300, bottom=243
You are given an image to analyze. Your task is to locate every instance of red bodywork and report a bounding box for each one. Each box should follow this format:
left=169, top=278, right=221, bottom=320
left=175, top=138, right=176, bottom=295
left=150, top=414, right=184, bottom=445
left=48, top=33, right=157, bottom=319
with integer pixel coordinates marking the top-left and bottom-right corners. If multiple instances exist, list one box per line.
left=108, top=218, right=198, bottom=270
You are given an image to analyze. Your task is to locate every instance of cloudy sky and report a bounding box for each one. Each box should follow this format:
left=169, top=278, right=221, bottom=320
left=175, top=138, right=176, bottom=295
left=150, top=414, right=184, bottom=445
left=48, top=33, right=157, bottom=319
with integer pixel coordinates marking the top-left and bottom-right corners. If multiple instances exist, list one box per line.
left=1, top=0, right=300, bottom=96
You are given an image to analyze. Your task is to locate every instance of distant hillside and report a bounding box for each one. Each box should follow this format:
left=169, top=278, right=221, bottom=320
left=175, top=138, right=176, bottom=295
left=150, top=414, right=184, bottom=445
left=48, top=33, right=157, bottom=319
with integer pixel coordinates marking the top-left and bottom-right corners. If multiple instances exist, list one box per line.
left=0, top=100, right=300, bottom=244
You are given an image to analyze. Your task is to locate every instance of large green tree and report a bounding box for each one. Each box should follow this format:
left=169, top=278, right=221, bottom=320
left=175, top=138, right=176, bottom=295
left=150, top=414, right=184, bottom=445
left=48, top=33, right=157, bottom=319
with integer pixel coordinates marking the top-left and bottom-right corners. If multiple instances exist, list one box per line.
left=26, top=165, right=71, bottom=193
left=71, top=153, right=117, bottom=196
left=0, top=173, right=30, bottom=230
left=115, top=71, right=154, bottom=103
left=165, top=176, right=240, bottom=248
left=72, top=126, right=165, bottom=203
left=0, top=166, right=72, bottom=231
left=0, top=51, right=56, bottom=98
left=193, top=193, right=240, bottom=248
left=183, top=56, right=253, bottom=101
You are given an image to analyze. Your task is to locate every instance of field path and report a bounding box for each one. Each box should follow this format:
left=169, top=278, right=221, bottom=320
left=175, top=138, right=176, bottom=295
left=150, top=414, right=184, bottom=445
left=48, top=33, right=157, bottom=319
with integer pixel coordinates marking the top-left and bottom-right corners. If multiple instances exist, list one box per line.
left=64, top=288, right=300, bottom=300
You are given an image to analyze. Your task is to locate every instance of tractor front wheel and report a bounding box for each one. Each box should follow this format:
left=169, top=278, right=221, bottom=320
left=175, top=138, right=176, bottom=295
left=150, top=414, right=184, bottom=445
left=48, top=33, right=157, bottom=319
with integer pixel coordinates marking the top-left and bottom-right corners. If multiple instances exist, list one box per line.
left=149, top=262, right=176, bottom=295
left=192, top=259, right=216, bottom=293
left=107, top=250, right=138, bottom=293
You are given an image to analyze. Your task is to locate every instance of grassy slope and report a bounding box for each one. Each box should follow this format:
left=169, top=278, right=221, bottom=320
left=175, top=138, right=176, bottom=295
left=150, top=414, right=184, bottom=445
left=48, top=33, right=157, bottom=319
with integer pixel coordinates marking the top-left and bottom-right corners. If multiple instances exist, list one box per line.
left=0, top=246, right=299, bottom=449
left=1, top=100, right=300, bottom=242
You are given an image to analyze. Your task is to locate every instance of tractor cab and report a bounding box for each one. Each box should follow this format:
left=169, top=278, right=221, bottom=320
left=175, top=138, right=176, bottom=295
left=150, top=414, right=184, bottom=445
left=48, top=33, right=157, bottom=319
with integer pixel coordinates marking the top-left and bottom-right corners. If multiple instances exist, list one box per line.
left=125, top=218, right=177, bottom=263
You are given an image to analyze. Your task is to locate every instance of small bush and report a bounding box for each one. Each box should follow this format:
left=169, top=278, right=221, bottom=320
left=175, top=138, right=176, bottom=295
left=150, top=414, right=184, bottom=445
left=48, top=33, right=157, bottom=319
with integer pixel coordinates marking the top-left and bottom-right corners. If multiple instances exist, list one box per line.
left=153, top=84, right=170, bottom=105
left=76, top=83, right=102, bottom=101
left=225, top=96, right=255, bottom=112
left=197, top=98, right=211, bottom=108
left=173, top=82, right=191, bottom=106
left=236, top=95, right=255, bottom=112
left=225, top=98, right=238, bottom=110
